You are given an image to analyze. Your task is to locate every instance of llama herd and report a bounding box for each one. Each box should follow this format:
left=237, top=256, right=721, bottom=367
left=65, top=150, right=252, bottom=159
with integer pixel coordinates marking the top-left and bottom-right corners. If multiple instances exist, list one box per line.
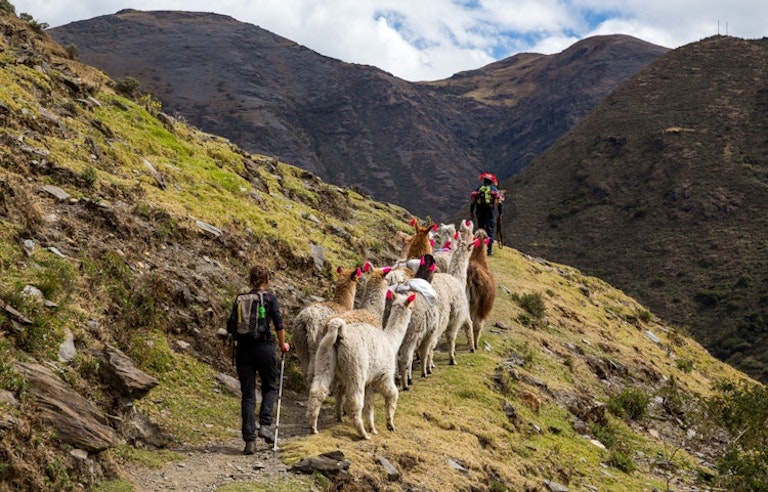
left=293, top=218, right=497, bottom=439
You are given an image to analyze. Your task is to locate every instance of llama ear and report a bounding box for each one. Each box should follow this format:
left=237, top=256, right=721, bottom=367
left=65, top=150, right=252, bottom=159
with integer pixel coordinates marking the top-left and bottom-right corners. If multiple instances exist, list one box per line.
left=355, top=267, right=363, bottom=278
left=407, top=293, right=417, bottom=304
left=382, top=266, right=392, bottom=274
left=386, top=289, right=394, bottom=300
left=409, top=218, right=417, bottom=227
left=363, top=261, right=372, bottom=273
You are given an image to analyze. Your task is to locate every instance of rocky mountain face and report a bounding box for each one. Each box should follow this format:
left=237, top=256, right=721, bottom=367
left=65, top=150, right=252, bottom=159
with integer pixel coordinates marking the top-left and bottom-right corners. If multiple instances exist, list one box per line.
left=49, top=9, right=667, bottom=221
left=501, top=35, right=768, bottom=383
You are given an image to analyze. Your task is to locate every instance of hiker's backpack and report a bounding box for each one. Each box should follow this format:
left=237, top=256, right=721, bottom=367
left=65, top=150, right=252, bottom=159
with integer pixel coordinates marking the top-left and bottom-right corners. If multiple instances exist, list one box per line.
left=475, top=185, right=493, bottom=206
left=235, top=291, right=270, bottom=340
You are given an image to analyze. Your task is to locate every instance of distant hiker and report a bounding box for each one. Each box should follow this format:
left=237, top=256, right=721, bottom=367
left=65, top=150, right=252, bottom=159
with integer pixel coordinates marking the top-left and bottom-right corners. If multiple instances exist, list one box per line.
left=225, top=265, right=290, bottom=455
left=469, top=172, right=504, bottom=255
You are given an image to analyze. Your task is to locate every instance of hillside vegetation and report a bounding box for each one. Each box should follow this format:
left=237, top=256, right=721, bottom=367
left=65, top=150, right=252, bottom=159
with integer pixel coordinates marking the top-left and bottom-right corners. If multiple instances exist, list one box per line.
left=502, top=35, right=768, bottom=385
left=1, top=6, right=766, bottom=492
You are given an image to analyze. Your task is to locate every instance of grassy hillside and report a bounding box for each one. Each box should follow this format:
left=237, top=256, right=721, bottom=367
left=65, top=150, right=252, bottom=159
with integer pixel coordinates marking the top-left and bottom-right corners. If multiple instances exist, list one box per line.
left=0, top=6, right=766, bottom=492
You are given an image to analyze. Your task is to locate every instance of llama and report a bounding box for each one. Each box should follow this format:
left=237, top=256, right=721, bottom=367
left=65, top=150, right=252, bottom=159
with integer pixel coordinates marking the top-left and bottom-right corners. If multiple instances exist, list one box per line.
left=396, top=219, right=475, bottom=376
left=385, top=267, right=440, bottom=391
left=291, top=265, right=364, bottom=385
left=307, top=290, right=417, bottom=439
left=404, top=219, right=436, bottom=260
left=433, top=223, right=456, bottom=272
left=467, top=229, right=496, bottom=350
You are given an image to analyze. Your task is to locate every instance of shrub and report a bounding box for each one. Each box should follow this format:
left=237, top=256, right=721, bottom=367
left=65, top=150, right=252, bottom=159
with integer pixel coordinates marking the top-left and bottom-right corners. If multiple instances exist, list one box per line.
left=115, top=77, right=141, bottom=99
left=0, top=0, right=14, bottom=14
left=514, top=292, right=546, bottom=319
left=65, top=44, right=79, bottom=60
left=607, top=448, right=636, bottom=473
left=608, top=388, right=650, bottom=421
left=18, top=12, right=48, bottom=34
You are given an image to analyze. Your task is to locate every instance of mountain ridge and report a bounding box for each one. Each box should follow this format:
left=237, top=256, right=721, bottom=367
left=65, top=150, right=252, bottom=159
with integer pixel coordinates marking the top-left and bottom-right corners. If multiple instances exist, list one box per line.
left=49, top=10, right=668, bottom=220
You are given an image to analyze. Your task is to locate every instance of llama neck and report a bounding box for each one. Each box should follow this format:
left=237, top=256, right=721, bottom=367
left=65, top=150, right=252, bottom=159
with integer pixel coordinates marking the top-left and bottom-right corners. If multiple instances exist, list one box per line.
left=469, top=247, right=489, bottom=270
left=333, top=272, right=358, bottom=310
left=359, top=275, right=388, bottom=319
left=383, top=301, right=413, bottom=347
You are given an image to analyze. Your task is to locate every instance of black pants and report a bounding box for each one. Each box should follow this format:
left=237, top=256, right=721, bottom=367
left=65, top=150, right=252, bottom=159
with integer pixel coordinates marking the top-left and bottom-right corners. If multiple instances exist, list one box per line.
left=235, top=340, right=277, bottom=442
left=476, top=208, right=495, bottom=252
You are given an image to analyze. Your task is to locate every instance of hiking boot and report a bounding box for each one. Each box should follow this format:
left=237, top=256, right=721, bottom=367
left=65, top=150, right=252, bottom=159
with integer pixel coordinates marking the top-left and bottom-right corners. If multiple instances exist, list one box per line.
left=243, top=440, right=256, bottom=455
left=258, top=425, right=274, bottom=444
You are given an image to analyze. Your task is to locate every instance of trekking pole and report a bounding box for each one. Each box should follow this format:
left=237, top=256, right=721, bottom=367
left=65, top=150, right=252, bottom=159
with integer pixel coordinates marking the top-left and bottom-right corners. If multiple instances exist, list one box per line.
left=273, top=351, right=286, bottom=452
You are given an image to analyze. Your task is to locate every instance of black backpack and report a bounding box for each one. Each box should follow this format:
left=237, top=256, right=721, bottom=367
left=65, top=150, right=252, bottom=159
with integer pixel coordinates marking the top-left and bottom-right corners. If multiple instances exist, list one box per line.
left=235, top=291, right=270, bottom=340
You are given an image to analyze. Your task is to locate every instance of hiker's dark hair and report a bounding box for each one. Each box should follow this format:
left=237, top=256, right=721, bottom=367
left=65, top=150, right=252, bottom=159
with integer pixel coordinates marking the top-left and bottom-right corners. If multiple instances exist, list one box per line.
left=249, top=265, right=270, bottom=287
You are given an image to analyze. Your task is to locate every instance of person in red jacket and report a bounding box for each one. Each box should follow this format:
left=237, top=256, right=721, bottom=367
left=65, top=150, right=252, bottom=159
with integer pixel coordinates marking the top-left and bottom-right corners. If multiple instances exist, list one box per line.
left=469, top=172, right=504, bottom=255
left=226, top=265, right=290, bottom=454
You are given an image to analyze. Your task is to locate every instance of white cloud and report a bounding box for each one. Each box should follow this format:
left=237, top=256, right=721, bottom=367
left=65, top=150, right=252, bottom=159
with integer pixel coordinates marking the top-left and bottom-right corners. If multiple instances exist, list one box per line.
left=8, top=0, right=768, bottom=81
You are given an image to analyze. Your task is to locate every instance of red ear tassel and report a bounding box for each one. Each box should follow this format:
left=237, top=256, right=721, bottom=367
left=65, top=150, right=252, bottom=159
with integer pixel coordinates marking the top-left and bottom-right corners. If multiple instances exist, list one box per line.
left=484, top=237, right=490, bottom=245
left=429, top=264, right=436, bottom=272
left=355, top=267, right=362, bottom=277
left=465, top=219, right=472, bottom=227
left=407, top=293, right=417, bottom=304
left=430, top=239, right=435, bottom=247
left=386, top=289, right=393, bottom=300
left=409, top=218, right=417, bottom=227
left=336, top=266, right=342, bottom=274
left=363, top=261, right=372, bottom=272
left=420, top=256, right=426, bottom=265
left=382, top=266, right=392, bottom=274
left=431, top=224, right=438, bottom=231
left=474, top=238, right=481, bottom=248
left=453, top=231, right=459, bottom=240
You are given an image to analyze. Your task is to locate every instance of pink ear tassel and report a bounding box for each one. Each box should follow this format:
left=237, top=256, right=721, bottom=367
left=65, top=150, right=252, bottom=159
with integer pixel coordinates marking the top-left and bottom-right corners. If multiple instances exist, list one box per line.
left=474, top=238, right=481, bottom=248
left=382, top=266, right=392, bottom=274
left=386, top=289, right=393, bottom=300
left=484, top=237, right=490, bottom=245
left=363, top=261, right=372, bottom=272
left=465, top=220, right=472, bottom=227
left=420, top=256, right=426, bottom=265
left=430, top=239, right=435, bottom=247
left=429, top=264, right=436, bottom=272
left=431, top=224, right=438, bottom=231
left=407, top=293, right=417, bottom=303
left=453, top=231, right=459, bottom=240
left=409, top=218, right=417, bottom=227
left=355, top=267, right=362, bottom=277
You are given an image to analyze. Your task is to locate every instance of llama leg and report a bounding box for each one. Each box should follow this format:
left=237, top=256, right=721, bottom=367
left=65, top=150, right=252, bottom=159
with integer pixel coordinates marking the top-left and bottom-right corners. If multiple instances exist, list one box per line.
left=306, top=383, right=329, bottom=434
left=380, top=380, right=399, bottom=432
left=447, top=320, right=459, bottom=365
left=349, top=388, right=369, bottom=440
left=471, top=319, right=482, bottom=351
left=333, top=379, right=345, bottom=422
left=364, top=387, right=378, bottom=435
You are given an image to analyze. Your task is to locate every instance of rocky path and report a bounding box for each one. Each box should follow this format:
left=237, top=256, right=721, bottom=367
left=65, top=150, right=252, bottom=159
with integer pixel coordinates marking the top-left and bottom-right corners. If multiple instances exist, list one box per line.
left=121, top=389, right=319, bottom=491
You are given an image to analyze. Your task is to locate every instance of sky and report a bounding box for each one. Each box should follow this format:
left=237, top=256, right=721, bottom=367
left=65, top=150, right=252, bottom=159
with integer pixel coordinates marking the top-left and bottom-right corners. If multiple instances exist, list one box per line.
left=9, top=0, right=768, bottom=81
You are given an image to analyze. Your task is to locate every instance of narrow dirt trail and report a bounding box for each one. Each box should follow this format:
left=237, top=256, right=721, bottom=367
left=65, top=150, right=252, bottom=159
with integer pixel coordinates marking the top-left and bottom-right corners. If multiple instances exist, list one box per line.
left=121, top=389, right=323, bottom=491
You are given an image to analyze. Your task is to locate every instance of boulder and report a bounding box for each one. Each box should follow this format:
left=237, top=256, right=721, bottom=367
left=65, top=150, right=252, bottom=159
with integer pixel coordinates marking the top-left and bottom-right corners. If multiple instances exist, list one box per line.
left=100, top=345, right=159, bottom=401
left=14, top=362, right=117, bottom=452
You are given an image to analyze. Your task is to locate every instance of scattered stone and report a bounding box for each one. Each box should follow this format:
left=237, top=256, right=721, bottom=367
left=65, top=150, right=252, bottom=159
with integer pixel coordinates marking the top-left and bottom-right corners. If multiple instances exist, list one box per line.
left=22, top=239, right=36, bottom=255
left=290, top=451, right=350, bottom=480
left=216, top=373, right=242, bottom=398
left=143, top=158, right=167, bottom=190
left=40, top=184, right=71, bottom=201
left=0, top=390, right=18, bottom=406
left=48, top=246, right=67, bottom=258
left=99, top=345, right=160, bottom=400
left=58, top=327, right=77, bottom=363
left=447, top=458, right=468, bottom=474
left=493, top=320, right=510, bottom=330
left=589, top=439, right=606, bottom=450
left=70, top=449, right=89, bottom=460
left=196, top=220, right=222, bottom=238
left=645, top=330, right=661, bottom=344
left=544, top=479, right=569, bottom=492
left=176, top=340, right=191, bottom=350
left=21, top=285, right=45, bottom=303
left=1, top=299, right=32, bottom=325
left=378, top=456, right=400, bottom=481
left=310, top=243, right=325, bottom=271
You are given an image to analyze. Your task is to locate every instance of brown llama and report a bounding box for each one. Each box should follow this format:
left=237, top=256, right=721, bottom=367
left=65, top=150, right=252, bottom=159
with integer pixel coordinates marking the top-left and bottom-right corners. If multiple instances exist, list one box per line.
left=467, top=229, right=496, bottom=350
left=291, top=265, right=364, bottom=385
left=404, top=218, right=436, bottom=260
